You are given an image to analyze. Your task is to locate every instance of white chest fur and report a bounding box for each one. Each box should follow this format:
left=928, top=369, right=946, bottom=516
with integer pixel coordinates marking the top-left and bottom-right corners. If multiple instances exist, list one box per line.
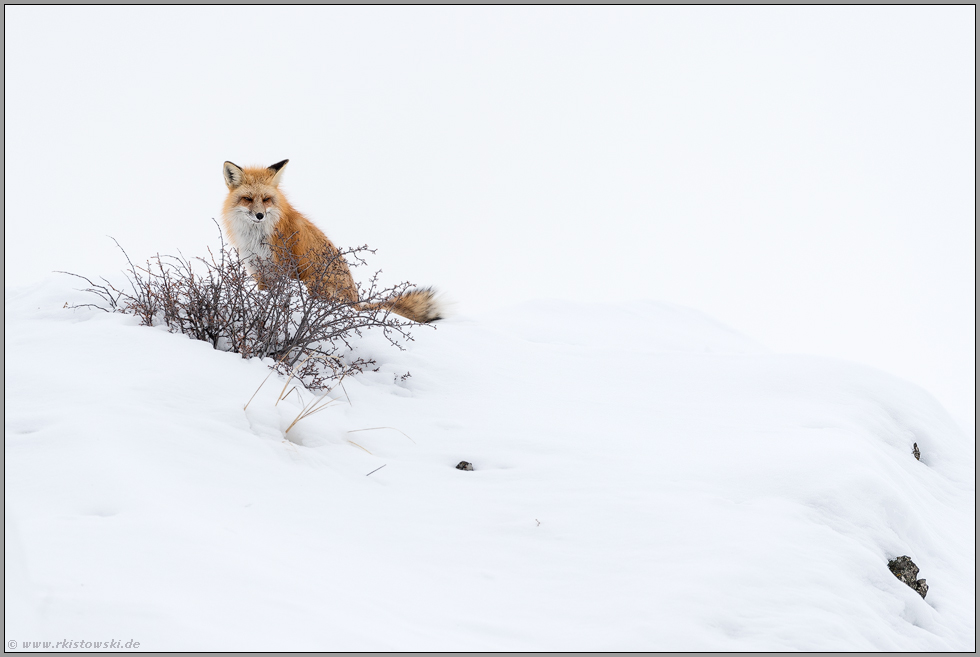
left=223, top=210, right=276, bottom=272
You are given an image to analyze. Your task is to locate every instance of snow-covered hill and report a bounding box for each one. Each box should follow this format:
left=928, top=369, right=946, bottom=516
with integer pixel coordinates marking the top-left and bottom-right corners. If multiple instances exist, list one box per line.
left=5, top=280, right=975, bottom=651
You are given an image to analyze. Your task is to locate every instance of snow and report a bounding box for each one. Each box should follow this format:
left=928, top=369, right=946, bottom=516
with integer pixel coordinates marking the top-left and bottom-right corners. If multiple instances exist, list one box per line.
left=4, top=278, right=975, bottom=651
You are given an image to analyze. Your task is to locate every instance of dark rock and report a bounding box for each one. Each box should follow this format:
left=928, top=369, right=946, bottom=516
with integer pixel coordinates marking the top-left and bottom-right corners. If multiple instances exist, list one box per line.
left=455, top=461, right=474, bottom=471
left=912, top=442, right=920, bottom=460
left=888, top=555, right=928, bottom=598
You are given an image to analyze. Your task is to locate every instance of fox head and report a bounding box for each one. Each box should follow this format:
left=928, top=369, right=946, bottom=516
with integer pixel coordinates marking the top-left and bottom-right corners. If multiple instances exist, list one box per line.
left=222, top=159, right=289, bottom=225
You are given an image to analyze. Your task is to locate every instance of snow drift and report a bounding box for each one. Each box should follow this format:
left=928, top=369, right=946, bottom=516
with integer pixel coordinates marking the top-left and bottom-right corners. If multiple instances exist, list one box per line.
left=4, top=280, right=975, bottom=651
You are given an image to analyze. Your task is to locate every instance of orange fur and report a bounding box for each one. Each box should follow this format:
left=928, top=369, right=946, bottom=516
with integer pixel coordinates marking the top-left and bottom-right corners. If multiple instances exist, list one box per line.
left=220, top=160, right=441, bottom=322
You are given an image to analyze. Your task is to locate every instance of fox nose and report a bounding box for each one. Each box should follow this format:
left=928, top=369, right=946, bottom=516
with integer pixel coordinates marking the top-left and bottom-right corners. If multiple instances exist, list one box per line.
left=255, top=212, right=264, bottom=220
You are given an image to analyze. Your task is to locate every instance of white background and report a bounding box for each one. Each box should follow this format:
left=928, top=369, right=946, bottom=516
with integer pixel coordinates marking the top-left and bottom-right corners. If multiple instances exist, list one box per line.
left=4, top=6, right=975, bottom=430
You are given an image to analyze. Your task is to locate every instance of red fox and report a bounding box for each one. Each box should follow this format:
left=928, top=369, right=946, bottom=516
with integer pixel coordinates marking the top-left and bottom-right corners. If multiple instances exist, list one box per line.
left=221, top=159, right=442, bottom=323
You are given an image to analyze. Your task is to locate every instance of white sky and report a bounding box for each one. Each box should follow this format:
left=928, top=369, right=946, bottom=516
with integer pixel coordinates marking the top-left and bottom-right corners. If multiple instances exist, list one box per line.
left=4, top=6, right=975, bottom=430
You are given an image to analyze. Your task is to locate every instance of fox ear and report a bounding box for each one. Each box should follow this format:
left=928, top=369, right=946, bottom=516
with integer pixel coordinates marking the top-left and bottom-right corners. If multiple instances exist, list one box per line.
left=267, top=159, right=288, bottom=186
left=223, top=161, right=245, bottom=189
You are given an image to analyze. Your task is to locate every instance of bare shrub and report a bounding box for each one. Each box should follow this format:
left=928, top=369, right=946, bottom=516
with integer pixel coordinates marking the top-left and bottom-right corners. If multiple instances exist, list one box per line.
left=61, top=223, right=430, bottom=388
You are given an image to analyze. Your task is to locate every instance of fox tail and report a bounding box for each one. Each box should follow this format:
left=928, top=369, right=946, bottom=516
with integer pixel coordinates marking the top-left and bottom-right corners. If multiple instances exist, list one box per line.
left=359, top=287, right=444, bottom=323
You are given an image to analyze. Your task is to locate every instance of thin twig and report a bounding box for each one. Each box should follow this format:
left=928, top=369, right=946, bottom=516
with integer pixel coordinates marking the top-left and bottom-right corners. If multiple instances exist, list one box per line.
left=347, top=427, right=416, bottom=444
left=347, top=440, right=373, bottom=455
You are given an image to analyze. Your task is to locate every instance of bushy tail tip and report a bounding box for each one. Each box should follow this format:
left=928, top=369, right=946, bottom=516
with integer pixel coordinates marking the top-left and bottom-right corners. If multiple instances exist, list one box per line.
left=390, top=286, right=444, bottom=323
left=359, top=287, right=446, bottom=323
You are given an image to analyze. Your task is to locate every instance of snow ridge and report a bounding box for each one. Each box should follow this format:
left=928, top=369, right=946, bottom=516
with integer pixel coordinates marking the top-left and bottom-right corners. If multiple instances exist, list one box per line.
left=5, top=279, right=975, bottom=651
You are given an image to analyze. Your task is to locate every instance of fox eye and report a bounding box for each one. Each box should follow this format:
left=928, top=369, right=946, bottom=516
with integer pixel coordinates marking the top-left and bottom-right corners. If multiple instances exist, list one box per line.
left=262, top=197, right=272, bottom=204
left=241, top=196, right=253, bottom=203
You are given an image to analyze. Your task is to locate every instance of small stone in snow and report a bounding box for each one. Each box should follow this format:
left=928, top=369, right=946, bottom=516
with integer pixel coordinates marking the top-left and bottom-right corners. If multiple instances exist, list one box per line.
left=456, top=461, right=474, bottom=471
left=888, top=555, right=928, bottom=598
left=912, top=442, right=920, bottom=460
